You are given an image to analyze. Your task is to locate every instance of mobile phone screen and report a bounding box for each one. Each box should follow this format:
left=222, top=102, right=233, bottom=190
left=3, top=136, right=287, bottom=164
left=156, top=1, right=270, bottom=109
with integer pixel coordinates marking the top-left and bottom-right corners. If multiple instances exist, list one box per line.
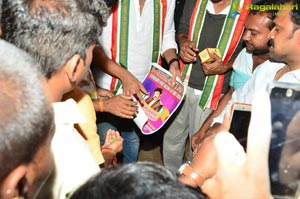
left=269, top=85, right=300, bottom=198
left=229, top=107, right=251, bottom=151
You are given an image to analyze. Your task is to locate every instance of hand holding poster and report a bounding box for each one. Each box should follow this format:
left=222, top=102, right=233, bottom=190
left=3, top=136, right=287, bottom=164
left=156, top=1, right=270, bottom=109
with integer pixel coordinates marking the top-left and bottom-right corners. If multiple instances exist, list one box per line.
left=134, top=63, right=185, bottom=135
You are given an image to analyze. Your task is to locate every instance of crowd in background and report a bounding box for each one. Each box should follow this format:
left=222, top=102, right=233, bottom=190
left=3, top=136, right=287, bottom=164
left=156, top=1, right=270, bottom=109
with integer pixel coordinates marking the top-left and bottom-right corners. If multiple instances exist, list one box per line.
left=0, top=0, right=300, bottom=198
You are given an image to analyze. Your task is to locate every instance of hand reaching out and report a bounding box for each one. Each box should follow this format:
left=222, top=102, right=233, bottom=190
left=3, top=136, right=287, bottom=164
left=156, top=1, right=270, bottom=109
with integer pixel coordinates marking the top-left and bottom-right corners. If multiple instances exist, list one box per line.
left=96, top=87, right=114, bottom=98
left=201, top=53, right=227, bottom=75
left=201, top=92, right=272, bottom=199
left=103, top=94, right=138, bottom=119
left=121, top=73, right=148, bottom=104
left=102, top=129, right=123, bottom=154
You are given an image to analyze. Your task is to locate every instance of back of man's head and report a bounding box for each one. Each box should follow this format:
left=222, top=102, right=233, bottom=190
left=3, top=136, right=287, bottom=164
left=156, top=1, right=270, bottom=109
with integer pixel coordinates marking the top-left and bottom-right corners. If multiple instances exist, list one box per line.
left=70, top=162, right=204, bottom=199
left=2, top=0, right=107, bottom=79
left=280, top=0, right=300, bottom=26
left=0, top=39, right=54, bottom=182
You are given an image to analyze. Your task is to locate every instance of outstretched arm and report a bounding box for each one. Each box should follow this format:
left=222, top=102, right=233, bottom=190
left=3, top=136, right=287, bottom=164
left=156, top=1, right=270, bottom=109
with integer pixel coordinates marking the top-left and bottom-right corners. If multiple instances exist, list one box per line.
left=191, top=87, right=234, bottom=149
left=92, top=46, right=148, bottom=102
left=100, top=129, right=123, bottom=168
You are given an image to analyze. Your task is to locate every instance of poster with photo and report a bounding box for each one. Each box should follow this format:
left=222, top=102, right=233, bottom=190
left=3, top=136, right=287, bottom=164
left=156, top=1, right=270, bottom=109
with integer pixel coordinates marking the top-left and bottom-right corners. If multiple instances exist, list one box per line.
left=134, top=63, right=186, bottom=135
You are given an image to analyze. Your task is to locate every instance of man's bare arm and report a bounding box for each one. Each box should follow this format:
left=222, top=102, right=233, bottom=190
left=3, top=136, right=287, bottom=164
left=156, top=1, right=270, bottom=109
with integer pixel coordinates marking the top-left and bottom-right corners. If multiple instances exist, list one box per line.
left=191, top=87, right=234, bottom=149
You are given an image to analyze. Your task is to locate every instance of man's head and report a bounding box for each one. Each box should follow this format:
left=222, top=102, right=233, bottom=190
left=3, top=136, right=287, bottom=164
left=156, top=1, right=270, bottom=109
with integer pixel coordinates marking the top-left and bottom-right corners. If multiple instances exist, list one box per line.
left=2, top=0, right=107, bottom=98
left=70, top=162, right=203, bottom=199
left=268, top=0, right=300, bottom=64
left=153, top=88, right=163, bottom=100
left=242, top=1, right=275, bottom=55
left=0, top=39, right=55, bottom=199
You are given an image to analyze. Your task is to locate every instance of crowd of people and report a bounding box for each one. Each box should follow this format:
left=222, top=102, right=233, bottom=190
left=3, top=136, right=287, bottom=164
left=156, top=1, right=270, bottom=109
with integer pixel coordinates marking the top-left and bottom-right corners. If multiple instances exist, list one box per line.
left=0, top=0, right=300, bottom=198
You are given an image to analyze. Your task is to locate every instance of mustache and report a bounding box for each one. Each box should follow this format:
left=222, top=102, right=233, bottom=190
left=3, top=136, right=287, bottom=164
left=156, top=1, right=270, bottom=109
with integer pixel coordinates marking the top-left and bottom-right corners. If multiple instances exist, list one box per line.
left=268, top=39, right=274, bottom=47
left=245, top=41, right=252, bottom=46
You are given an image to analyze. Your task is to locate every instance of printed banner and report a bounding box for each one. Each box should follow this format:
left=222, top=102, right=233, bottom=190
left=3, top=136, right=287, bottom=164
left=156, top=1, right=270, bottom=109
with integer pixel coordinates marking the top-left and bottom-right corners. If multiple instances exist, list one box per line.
left=134, top=63, right=185, bottom=135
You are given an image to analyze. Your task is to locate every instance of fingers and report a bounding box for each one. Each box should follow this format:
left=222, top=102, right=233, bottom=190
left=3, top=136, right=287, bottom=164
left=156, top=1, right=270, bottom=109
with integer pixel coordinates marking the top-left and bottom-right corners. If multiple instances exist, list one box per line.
left=247, top=91, right=271, bottom=180
left=220, top=110, right=231, bottom=133
left=215, top=132, right=246, bottom=169
left=104, top=95, right=138, bottom=118
left=191, top=135, right=198, bottom=150
left=211, top=52, right=222, bottom=62
left=103, top=129, right=117, bottom=148
left=201, top=132, right=246, bottom=197
left=169, top=67, right=181, bottom=87
left=115, top=95, right=138, bottom=119
left=123, top=82, right=148, bottom=106
left=97, top=87, right=114, bottom=98
left=118, top=109, right=137, bottom=119
left=201, top=59, right=225, bottom=75
left=104, top=129, right=123, bottom=153
left=180, top=41, right=198, bottom=62
left=118, top=94, right=133, bottom=100
left=191, top=133, right=202, bottom=150
left=202, top=93, right=272, bottom=199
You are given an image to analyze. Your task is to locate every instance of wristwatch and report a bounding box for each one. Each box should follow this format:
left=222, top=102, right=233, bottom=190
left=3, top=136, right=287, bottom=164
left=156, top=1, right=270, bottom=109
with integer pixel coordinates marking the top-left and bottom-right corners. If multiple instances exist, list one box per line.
left=177, top=161, right=204, bottom=186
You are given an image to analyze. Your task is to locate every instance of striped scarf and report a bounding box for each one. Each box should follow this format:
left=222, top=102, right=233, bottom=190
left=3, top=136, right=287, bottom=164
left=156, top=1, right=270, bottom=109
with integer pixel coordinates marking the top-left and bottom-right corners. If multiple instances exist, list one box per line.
left=180, top=0, right=250, bottom=110
left=109, top=0, right=167, bottom=93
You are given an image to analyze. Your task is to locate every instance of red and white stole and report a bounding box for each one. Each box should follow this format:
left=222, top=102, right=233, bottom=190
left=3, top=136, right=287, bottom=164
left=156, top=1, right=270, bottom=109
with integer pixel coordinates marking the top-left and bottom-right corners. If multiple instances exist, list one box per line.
left=109, top=0, right=167, bottom=93
left=180, top=0, right=251, bottom=110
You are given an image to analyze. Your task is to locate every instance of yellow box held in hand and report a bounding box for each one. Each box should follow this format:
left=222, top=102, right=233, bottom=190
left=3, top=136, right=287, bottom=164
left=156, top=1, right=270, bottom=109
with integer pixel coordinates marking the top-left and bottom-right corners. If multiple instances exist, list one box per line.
left=198, top=48, right=222, bottom=64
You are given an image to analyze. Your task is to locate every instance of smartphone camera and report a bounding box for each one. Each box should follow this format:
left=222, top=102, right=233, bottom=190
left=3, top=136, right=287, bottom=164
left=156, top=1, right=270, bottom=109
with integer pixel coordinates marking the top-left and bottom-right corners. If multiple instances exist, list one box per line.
left=269, top=82, right=300, bottom=198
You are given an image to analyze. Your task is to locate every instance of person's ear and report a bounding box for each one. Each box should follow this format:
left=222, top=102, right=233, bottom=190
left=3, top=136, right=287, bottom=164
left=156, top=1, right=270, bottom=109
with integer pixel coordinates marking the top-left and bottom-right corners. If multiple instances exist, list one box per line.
left=295, top=29, right=300, bottom=45
left=0, top=165, right=28, bottom=199
left=64, top=54, right=82, bottom=83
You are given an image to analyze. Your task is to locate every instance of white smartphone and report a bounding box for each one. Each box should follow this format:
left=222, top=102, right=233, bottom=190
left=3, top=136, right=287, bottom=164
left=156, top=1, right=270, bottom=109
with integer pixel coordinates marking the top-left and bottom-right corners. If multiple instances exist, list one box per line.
left=229, top=102, right=252, bottom=151
left=268, top=81, right=300, bottom=198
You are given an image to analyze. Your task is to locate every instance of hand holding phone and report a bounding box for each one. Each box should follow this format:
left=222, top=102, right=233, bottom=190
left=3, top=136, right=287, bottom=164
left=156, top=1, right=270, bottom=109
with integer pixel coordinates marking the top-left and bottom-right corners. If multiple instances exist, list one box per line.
left=229, top=103, right=252, bottom=151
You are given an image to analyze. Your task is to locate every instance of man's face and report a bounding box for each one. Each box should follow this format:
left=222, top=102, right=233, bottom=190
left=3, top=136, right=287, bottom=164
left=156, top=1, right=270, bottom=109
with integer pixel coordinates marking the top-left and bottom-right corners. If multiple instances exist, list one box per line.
left=268, top=8, right=300, bottom=63
left=242, top=13, right=271, bottom=55
left=75, top=44, right=96, bottom=85
left=153, top=91, right=161, bottom=100
left=26, top=125, right=55, bottom=199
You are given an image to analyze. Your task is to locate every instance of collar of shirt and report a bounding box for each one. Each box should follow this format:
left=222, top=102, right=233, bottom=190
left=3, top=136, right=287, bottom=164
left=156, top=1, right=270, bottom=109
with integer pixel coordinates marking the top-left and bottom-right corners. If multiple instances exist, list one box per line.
left=52, top=99, right=87, bottom=124
left=206, top=1, right=230, bottom=15
left=282, top=68, right=300, bottom=83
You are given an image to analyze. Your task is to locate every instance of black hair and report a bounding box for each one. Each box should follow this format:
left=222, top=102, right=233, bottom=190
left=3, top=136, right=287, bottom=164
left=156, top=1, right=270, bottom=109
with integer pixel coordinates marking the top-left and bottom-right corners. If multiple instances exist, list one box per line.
left=155, top=87, right=163, bottom=94
left=103, top=0, right=119, bottom=8
left=0, top=39, right=54, bottom=181
left=2, top=0, right=106, bottom=79
left=249, top=0, right=279, bottom=30
left=70, top=162, right=203, bottom=199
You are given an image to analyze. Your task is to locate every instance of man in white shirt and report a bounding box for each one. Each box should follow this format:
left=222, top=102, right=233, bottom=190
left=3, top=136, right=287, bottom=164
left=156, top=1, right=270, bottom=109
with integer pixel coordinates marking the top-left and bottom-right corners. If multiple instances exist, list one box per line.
left=2, top=0, right=118, bottom=198
left=0, top=39, right=55, bottom=199
left=191, top=3, right=275, bottom=148
left=208, top=2, right=300, bottom=136
left=93, top=0, right=181, bottom=163
left=177, top=2, right=300, bottom=197
left=163, top=0, right=248, bottom=173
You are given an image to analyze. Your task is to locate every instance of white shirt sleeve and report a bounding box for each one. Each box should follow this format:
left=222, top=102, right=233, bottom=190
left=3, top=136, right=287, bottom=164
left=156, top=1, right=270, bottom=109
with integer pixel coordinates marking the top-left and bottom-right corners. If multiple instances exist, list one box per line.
left=161, top=0, right=178, bottom=54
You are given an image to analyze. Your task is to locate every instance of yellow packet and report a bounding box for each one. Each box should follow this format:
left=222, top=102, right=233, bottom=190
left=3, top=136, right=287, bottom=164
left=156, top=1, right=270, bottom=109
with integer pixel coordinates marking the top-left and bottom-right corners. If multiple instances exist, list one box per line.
left=198, top=48, right=222, bottom=64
